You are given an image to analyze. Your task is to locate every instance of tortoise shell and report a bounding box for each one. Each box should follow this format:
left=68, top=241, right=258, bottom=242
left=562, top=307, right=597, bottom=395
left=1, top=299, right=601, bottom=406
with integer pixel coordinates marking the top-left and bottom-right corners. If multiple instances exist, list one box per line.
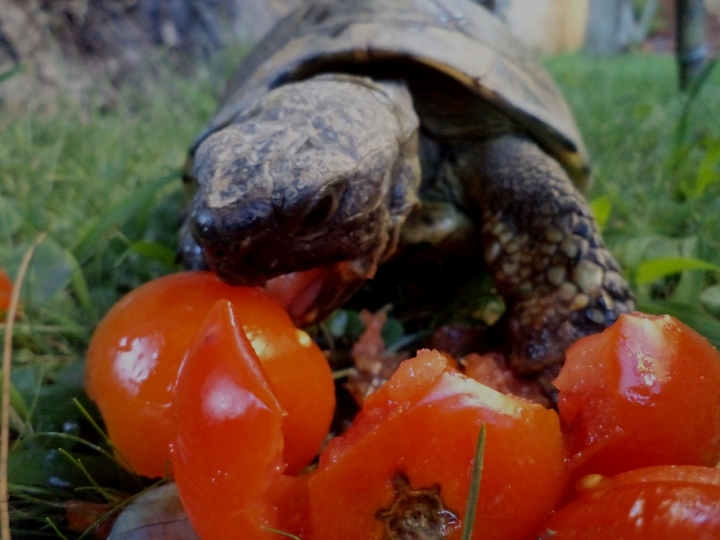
left=191, top=0, right=590, bottom=190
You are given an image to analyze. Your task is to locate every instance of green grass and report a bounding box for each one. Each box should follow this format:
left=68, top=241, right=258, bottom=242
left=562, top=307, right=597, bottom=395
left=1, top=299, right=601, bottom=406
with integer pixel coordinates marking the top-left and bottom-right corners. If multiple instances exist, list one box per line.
left=547, top=53, right=720, bottom=337
left=1, top=64, right=220, bottom=539
left=1, top=51, right=719, bottom=537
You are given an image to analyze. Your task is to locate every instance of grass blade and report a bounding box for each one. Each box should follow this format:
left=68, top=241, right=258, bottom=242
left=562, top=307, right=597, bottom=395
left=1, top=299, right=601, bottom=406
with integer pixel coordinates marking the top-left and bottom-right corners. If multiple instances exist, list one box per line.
left=2, top=233, right=45, bottom=540
left=71, top=173, right=177, bottom=265
left=70, top=265, right=97, bottom=322
left=0, top=65, right=24, bottom=86
left=72, top=398, right=140, bottom=480
left=674, top=56, right=718, bottom=148
left=261, top=526, right=301, bottom=539
left=127, top=241, right=178, bottom=269
left=46, top=517, right=71, bottom=540
left=589, top=196, right=611, bottom=231
left=635, top=257, right=720, bottom=285
left=461, top=424, right=486, bottom=540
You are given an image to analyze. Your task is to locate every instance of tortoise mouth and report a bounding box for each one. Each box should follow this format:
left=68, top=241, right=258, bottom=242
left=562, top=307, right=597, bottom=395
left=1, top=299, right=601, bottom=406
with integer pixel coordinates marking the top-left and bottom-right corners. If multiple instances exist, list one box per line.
left=191, top=198, right=388, bottom=287
left=203, top=244, right=286, bottom=287
left=201, top=234, right=351, bottom=288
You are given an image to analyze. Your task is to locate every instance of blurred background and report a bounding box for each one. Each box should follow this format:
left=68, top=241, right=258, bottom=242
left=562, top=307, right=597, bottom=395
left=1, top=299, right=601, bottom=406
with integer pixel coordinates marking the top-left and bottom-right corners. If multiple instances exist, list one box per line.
left=1, top=0, right=719, bottom=109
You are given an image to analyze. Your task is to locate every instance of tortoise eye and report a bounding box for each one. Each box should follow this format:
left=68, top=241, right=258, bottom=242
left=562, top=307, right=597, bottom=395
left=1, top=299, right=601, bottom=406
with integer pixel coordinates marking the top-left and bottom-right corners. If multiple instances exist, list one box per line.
left=301, top=193, right=337, bottom=230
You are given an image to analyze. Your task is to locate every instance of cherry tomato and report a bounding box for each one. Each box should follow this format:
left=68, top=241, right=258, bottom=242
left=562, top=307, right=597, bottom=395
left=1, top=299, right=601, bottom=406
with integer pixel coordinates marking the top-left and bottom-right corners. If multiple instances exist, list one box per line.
left=308, top=349, right=569, bottom=540
left=85, top=271, right=334, bottom=478
left=554, top=312, right=720, bottom=480
left=174, top=300, right=289, bottom=539
left=538, top=465, right=720, bottom=539
left=0, top=268, right=14, bottom=320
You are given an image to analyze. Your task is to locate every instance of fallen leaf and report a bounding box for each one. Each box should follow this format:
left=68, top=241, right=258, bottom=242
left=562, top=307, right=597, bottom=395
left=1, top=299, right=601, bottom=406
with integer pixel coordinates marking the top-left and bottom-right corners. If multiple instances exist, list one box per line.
left=108, top=483, right=200, bottom=540
left=65, top=500, right=115, bottom=539
left=346, top=309, right=408, bottom=405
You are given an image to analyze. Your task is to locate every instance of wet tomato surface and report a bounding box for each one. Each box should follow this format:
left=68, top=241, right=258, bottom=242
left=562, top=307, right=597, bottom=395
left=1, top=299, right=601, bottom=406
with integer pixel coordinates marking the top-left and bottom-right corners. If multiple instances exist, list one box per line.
left=308, top=349, right=569, bottom=540
left=539, top=465, right=720, bottom=539
left=173, top=300, right=291, bottom=539
left=85, top=271, right=334, bottom=477
left=554, top=312, right=720, bottom=480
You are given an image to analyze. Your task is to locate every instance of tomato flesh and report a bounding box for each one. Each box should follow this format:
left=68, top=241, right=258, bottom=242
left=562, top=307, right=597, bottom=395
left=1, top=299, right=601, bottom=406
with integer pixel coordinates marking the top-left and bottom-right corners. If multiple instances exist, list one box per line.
left=539, top=465, right=720, bottom=539
left=308, top=349, right=569, bottom=540
left=554, top=312, right=720, bottom=479
left=85, top=271, right=334, bottom=477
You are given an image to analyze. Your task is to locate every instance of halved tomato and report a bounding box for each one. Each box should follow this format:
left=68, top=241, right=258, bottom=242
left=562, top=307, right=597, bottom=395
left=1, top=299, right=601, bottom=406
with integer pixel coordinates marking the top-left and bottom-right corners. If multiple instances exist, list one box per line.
left=308, top=349, right=569, bottom=540
left=554, top=312, right=720, bottom=480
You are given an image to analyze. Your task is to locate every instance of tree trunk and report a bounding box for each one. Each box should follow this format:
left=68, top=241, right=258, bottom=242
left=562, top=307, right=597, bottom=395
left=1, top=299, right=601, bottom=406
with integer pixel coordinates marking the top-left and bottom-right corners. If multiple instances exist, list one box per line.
left=474, top=0, right=496, bottom=11
left=584, top=0, right=628, bottom=55
left=677, top=0, right=708, bottom=90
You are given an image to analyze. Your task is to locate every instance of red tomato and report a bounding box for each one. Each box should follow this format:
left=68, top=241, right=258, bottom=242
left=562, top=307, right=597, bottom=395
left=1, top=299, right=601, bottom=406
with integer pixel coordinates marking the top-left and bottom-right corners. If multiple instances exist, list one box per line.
left=85, top=271, right=334, bottom=478
left=554, top=312, right=720, bottom=480
left=0, top=268, right=14, bottom=320
left=538, top=466, right=720, bottom=539
left=308, top=349, right=569, bottom=540
left=173, top=299, right=286, bottom=539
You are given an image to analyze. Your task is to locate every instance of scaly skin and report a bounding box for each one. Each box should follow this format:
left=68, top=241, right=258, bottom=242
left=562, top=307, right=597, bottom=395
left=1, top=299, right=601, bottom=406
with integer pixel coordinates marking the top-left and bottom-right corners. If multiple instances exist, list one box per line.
left=187, top=75, right=421, bottom=324
left=454, top=135, right=635, bottom=382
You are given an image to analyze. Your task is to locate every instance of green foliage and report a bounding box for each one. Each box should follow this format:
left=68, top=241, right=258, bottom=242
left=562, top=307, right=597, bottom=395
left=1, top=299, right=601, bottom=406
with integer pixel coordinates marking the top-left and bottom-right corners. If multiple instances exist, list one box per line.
left=1, top=65, right=217, bottom=538
left=589, top=196, right=612, bottom=231
left=461, top=425, right=486, bottom=540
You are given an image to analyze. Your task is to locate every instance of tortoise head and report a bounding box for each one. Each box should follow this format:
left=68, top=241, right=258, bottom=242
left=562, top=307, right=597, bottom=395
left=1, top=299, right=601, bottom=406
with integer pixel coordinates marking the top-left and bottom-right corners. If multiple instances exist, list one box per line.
left=188, top=75, right=420, bottom=286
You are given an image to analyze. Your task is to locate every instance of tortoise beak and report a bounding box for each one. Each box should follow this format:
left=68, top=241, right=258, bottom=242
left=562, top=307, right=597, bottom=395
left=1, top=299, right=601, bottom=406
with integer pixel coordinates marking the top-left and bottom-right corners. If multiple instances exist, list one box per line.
left=189, top=202, right=279, bottom=285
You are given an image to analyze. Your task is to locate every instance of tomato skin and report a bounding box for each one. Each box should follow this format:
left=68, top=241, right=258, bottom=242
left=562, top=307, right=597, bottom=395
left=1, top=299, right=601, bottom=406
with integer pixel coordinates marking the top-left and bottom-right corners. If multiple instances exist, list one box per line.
left=85, top=271, right=334, bottom=477
left=308, top=349, right=569, bottom=540
left=538, top=466, right=720, bottom=539
left=173, top=300, right=285, bottom=539
left=554, top=312, right=720, bottom=479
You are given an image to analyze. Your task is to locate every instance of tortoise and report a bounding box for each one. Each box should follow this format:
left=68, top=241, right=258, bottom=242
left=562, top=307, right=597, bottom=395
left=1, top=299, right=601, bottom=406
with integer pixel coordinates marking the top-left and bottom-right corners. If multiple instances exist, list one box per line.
left=180, top=0, right=635, bottom=382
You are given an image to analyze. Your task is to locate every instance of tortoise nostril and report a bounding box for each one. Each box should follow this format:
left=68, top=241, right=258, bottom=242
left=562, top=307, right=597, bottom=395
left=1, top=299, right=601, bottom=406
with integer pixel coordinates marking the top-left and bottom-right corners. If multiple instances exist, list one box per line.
left=301, top=193, right=336, bottom=230
left=191, top=210, right=221, bottom=241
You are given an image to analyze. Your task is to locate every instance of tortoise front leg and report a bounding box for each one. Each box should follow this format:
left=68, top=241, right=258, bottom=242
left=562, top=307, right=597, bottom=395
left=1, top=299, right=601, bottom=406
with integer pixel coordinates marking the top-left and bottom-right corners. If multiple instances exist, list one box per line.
left=456, top=135, right=635, bottom=380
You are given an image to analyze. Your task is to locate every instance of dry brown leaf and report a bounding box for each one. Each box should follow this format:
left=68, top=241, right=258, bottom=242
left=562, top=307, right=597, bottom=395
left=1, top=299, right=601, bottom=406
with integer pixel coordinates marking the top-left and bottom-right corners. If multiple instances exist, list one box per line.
left=65, top=501, right=115, bottom=539
left=346, top=309, right=408, bottom=405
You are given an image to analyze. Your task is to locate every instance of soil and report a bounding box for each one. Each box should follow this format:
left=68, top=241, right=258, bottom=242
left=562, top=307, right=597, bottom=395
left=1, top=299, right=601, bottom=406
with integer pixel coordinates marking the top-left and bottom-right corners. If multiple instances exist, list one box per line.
left=0, top=0, right=302, bottom=111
